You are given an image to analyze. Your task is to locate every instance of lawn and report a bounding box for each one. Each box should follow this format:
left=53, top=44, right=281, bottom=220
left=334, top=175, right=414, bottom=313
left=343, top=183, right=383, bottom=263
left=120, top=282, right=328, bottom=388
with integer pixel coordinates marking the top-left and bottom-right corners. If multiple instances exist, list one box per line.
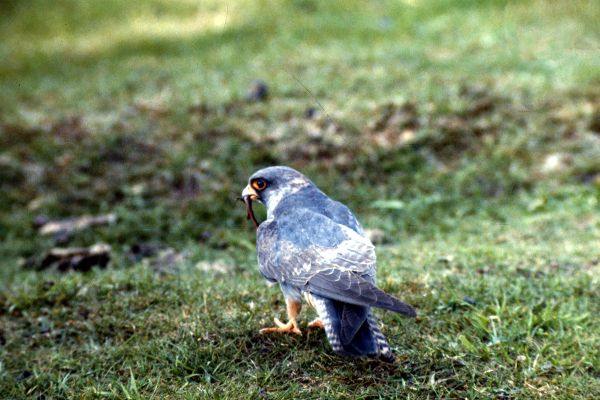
left=1, top=0, right=599, bottom=398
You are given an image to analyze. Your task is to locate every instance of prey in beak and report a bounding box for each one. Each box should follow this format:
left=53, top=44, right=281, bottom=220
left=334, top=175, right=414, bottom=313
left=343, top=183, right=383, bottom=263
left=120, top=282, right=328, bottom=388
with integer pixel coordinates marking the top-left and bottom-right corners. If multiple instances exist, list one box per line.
left=241, top=185, right=260, bottom=229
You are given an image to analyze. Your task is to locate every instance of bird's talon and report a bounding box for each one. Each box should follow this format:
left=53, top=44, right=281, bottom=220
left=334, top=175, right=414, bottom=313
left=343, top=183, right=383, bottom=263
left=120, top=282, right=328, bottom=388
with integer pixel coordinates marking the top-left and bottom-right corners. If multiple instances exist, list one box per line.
left=308, top=318, right=325, bottom=329
left=259, top=319, right=302, bottom=335
left=274, top=318, right=285, bottom=328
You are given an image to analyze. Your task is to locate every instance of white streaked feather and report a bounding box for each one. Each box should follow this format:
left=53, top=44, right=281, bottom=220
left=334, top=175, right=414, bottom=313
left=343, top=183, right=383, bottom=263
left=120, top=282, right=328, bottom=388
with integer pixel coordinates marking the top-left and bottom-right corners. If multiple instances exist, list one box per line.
left=264, top=177, right=310, bottom=217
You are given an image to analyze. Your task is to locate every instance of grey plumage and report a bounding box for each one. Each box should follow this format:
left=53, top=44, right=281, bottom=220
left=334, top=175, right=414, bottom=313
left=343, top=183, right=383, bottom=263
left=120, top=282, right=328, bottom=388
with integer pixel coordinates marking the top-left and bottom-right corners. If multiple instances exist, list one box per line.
left=243, top=166, right=415, bottom=362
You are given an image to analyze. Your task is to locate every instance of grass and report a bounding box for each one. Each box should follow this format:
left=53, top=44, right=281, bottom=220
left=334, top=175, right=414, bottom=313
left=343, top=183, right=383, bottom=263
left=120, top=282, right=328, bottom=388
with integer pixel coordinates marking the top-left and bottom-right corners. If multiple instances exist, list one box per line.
left=1, top=0, right=600, bottom=398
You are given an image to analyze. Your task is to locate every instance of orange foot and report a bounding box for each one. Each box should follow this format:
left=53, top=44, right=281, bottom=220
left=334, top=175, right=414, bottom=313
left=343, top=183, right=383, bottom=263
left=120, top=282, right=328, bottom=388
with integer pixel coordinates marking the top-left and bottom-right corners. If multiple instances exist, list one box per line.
left=260, top=318, right=302, bottom=335
left=308, top=318, right=324, bottom=329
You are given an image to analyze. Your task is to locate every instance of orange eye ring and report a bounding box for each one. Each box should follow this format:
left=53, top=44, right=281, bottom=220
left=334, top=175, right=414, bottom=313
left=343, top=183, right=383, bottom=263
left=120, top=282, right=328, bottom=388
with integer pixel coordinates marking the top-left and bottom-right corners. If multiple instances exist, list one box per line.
left=251, top=179, right=267, bottom=191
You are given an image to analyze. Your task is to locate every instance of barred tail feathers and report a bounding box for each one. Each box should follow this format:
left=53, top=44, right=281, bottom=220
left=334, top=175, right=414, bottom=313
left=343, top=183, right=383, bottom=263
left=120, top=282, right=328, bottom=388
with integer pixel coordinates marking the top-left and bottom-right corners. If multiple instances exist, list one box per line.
left=309, top=294, right=394, bottom=362
left=367, top=312, right=395, bottom=363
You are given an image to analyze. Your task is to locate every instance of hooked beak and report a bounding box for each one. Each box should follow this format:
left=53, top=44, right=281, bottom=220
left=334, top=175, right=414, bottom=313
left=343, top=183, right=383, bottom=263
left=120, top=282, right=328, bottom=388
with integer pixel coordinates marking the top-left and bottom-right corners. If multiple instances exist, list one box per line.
left=241, top=185, right=258, bottom=202
left=241, top=185, right=260, bottom=229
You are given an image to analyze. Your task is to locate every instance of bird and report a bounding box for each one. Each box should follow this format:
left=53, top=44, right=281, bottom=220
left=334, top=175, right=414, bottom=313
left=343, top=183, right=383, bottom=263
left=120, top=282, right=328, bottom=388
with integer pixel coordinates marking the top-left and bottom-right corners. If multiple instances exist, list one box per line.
left=241, top=166, right=416, bottom=362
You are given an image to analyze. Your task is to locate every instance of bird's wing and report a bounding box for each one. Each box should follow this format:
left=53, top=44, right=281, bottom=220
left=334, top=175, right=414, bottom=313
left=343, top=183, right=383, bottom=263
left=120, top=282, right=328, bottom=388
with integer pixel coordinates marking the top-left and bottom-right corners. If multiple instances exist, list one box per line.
left=257, top=209, right=415, bottom=317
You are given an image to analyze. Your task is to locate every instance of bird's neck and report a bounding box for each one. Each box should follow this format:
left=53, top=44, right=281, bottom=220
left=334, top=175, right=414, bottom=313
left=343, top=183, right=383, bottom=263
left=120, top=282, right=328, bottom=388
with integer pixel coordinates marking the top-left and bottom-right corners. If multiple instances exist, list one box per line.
left=268, top=186, right=328, bottom=219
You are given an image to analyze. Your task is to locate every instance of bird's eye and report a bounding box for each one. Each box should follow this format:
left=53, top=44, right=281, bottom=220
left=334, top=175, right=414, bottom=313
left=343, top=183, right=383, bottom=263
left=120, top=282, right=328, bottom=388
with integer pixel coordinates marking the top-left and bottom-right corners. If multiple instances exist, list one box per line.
left=252, top=179, right=267, bottom=191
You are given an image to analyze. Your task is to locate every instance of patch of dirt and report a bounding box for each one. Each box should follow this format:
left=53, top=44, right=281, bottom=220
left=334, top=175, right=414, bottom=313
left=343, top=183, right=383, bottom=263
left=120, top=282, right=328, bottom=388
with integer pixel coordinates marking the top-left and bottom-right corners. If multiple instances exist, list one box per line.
left=365, top=85, right=507, bottom=159
left=589, top=110, right=600, bottom=134
left=0, top=123, right=45, bottom=148
left=50, top=116, right=89, bottom=142
left=367, top=102, right=420, bottom=150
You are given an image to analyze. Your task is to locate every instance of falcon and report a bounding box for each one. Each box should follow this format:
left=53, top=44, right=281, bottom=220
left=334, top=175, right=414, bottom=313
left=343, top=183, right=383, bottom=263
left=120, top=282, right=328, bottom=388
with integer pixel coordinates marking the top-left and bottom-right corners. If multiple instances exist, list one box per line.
left=241, top=166, right=416, bottom=362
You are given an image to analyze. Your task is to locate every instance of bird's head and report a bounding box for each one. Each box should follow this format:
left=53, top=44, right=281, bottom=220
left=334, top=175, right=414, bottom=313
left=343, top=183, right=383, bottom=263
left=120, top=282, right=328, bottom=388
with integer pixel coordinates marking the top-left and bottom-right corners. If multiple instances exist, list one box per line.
left=241, top=166, right=312, bottom=228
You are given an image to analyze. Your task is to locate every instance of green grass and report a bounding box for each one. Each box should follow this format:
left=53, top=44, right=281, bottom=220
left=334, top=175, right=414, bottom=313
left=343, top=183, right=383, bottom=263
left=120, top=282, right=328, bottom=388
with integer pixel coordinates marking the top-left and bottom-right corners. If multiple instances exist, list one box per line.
left=1, top=0, right=600, bottom=398
left=1, top=197, right=599, bottom=398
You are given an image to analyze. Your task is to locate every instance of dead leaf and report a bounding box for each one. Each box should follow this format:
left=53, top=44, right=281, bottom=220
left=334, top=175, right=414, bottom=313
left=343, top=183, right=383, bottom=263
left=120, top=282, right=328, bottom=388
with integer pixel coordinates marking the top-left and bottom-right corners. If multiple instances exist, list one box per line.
left=38, top=214, right=117, bottom=236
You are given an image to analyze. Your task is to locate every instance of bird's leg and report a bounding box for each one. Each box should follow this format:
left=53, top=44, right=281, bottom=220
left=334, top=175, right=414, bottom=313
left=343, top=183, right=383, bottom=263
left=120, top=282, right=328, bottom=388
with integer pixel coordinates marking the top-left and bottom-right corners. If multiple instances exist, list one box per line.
left=307, top=318, right=324, bottom=329
left=260, top=298, right=302, bottom=335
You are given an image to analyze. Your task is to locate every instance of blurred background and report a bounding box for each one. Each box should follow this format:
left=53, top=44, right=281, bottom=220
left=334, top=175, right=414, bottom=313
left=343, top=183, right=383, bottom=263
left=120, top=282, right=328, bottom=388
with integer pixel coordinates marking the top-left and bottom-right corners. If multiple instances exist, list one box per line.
left=1, top=0, right=599, bottom=398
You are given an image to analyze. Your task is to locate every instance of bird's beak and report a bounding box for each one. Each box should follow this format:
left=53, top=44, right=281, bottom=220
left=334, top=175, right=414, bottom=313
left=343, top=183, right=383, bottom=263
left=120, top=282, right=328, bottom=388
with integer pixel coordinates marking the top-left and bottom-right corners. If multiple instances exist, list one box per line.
left=241, top=185, right=258, bottom=202
left=241, top=185, right=260, bottom=229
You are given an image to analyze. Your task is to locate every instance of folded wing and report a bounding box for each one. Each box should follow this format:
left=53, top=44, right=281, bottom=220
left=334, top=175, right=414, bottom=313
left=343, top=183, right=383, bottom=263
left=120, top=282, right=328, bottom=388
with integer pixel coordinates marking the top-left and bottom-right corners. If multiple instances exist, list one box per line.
left=257, top=209, right=415, bottom=317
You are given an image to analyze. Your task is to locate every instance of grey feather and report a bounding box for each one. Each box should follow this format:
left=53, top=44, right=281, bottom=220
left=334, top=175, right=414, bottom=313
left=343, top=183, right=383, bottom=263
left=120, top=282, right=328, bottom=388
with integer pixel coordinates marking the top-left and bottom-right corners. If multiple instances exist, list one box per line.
left=367, top=312, right=395, bottom=363
left=247, top=166, right=415, bottom=361
left=257, top=210, right=416, bottom=317
left=340, top=303, right=368, bottom=345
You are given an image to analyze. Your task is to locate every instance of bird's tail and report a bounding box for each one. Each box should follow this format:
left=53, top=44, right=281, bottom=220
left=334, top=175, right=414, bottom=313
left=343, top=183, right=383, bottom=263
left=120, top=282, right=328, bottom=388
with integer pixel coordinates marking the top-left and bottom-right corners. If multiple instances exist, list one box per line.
left=367, top=312, right=395, bottom=363
left=310, top=294, right=395, bottom=363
